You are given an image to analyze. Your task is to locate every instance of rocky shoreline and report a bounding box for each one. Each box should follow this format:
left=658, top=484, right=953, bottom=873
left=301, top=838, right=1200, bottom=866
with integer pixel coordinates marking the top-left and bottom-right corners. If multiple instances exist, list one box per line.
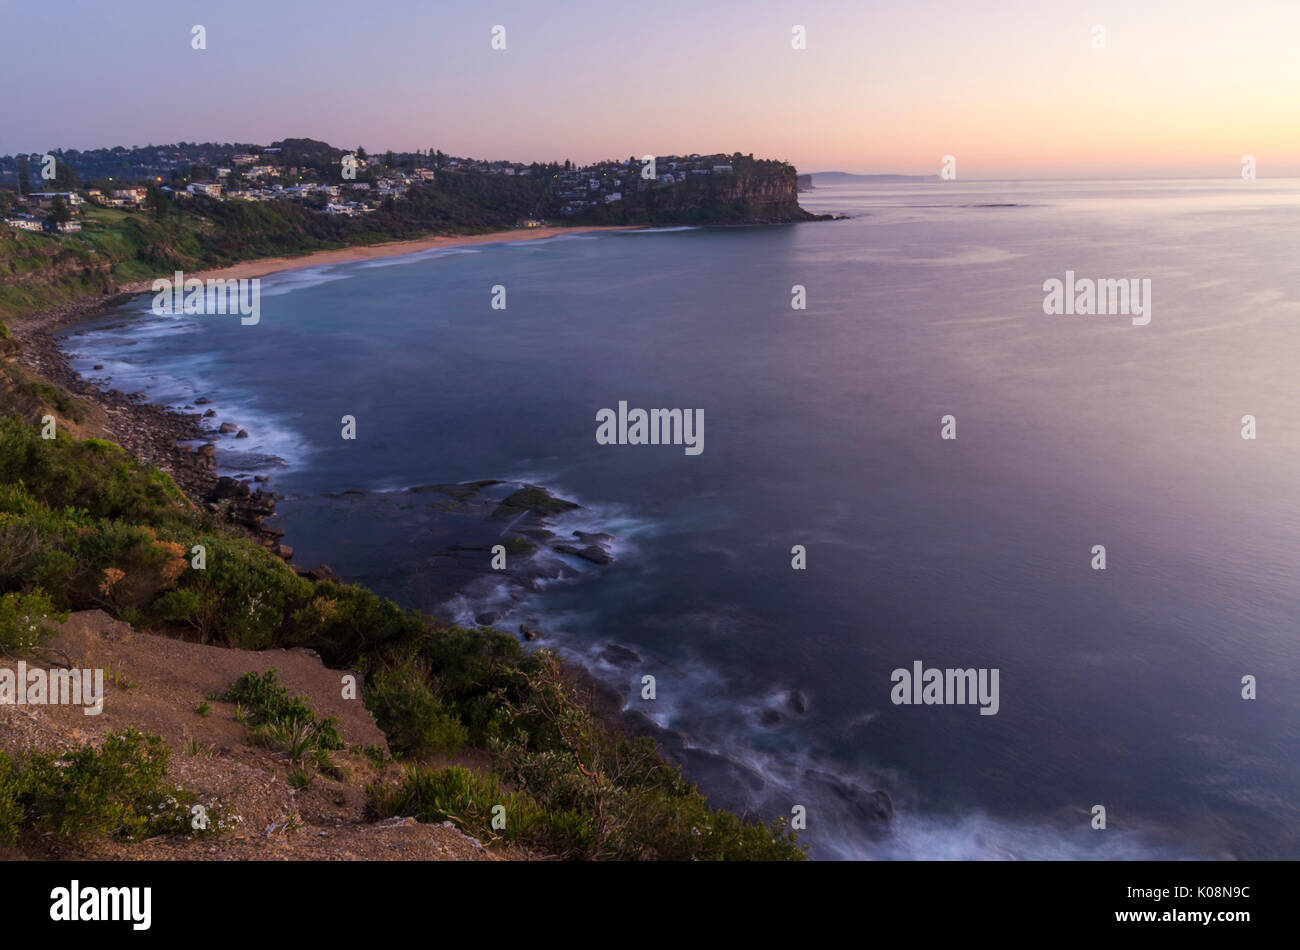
left=9, top=290, right=292, bottom=557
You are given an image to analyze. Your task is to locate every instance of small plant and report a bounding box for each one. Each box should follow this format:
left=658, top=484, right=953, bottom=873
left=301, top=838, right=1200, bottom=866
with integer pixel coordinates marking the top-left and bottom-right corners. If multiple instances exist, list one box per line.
left=286, top=768, right=312, bottom=790
left=224, top=670, right=343, bottom=770
left=104, top=667, right=136, bottom=690
left=0, top=588, right=67, bottom=652
left=195, top=701, right=211, bottom=717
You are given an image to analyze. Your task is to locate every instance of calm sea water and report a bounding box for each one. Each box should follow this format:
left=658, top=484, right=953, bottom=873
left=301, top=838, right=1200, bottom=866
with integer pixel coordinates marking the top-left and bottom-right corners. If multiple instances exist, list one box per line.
left=63, top=179, right=1300, bottom=859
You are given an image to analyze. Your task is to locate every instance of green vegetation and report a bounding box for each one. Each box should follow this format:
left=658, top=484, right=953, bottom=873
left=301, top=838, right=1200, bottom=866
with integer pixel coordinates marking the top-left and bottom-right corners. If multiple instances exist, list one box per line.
left=0, top=728, right=229, bottom=845
left=0, top=402, right=803, bottom=860
left=222, top=670, right=343, bottom=770
left=369, top=650, right=802, bottom=859
left=0, top=588, right=66, bottom=651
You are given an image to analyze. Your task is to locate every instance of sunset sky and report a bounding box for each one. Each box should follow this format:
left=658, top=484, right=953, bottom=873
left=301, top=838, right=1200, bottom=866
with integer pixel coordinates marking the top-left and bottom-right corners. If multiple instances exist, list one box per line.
left=4, top=0, right=1298, bottom=178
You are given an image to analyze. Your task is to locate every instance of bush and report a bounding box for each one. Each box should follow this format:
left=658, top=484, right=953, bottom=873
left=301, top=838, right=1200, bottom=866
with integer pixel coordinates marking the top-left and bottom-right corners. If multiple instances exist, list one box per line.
left=18, top=728, right=230, bottom=840
left=223, top=670, right=343, bottom=766
left=0, top=751, right=28, bottom=846
left=369, top=765, right=594, bottom=854
left=156, top=534, right=313, bottom=647
left=0, top=588, right=67, bottom=651
left=365, top=659, right=468, bottom=757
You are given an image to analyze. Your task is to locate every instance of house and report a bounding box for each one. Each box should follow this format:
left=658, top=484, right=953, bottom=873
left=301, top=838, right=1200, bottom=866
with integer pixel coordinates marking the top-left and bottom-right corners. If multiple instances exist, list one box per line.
left=86, top=188, right=107, bottom=205
left=518, top=218, right=543, bottom=228
left=712, top=164, right=734, bottom=174
left=26, top=191, right=83, bottom=211
left=603, top=192, right=622, bottom=203
left=413, top=169, right=436, bottom=182
left=187, top=182, right=223, bottom=198
left=44, top=219, right=81, bottom=233
left=4, top=215, right=43, bottom=232
left=231, top=154, right=257, bottom=166
left=112, top=187, right=147, bottom=206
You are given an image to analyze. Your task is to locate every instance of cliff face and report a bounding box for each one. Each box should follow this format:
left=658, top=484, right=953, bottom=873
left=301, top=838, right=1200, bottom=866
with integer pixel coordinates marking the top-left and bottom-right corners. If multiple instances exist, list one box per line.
left=566, top=160, right=825, bottom=226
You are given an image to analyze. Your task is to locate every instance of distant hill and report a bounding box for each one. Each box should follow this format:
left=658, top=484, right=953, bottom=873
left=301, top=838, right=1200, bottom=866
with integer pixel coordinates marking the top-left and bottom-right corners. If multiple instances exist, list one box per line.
left=810, top=171, right=940, bottom=183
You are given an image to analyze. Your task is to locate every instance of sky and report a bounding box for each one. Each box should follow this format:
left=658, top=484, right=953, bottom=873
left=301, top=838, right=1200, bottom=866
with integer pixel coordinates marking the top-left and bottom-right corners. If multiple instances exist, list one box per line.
left=2, top=0, right=1298, bottom=179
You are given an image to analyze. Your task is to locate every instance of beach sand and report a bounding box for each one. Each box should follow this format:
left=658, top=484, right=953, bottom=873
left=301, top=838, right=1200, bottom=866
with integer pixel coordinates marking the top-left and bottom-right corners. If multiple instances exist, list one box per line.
left=118, top=224, right=635, bottom=293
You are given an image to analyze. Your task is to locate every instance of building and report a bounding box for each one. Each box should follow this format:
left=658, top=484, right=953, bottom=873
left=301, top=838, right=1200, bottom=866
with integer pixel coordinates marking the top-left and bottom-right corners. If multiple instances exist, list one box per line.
left=26, top=191, right=84, bottom=211
left=111, top=187, right=147, bottom=207
left=4, top=215, right=43, bottom=232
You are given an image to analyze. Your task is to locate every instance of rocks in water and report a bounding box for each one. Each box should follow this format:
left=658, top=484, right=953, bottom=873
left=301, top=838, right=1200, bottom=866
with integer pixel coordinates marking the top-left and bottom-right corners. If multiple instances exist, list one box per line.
left=203, top=409, right=216, bottom=417
left=573, top=530, right=613, bottom=544
left=475, top=612, right=498, bottom=626
left=194, top=396, right=211, bottom=405
left=218, top=422, right=238, bottom=434
left=491, top=485, right=580, bottom=521
left=274, top=544, right=293, bottom=560
left=292, top=564, right=343, bottom=584
left=759, top=709, right=781, bottom=726
left=599, top=643, right=640, bottom=666
left=235, top=429, right=249, bottom=439
left=553, top=542, right=613, bottom=566
left=205, top=476, right=276, bottom=531
left=520, top=622, right=541, bottom=641
left=92, top=364, right=103, bottom=370
left=196, top=444, right=217, bottom=470
left=787, top=690, right=809, bottom=715
left=803, top=769, right=894, bottom=831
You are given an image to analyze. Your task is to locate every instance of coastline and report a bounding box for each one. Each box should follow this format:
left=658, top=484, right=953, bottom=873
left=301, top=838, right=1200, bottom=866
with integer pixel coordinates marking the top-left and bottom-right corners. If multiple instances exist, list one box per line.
left=117, top=224, right=638, bottom=292
left=4, top=220, right=846, bottom=852
left=7, top=223, right=638, bottom=547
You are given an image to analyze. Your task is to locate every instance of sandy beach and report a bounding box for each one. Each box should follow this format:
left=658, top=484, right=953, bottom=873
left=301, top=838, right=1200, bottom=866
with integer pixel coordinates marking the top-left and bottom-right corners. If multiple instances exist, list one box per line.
left=118, top=224, right=636, bottom=293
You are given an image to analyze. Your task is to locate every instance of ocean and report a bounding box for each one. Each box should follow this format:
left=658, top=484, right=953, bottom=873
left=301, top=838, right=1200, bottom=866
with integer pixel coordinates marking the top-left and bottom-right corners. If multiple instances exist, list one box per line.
left=60, top=178, right=1300, bottom=859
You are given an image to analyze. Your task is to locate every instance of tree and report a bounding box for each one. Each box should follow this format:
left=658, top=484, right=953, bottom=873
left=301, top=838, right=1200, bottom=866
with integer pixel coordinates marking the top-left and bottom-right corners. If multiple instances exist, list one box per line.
left=356, top=145, right=367, bottom=160
left=17, top=156, right=31, bottom=195
left=51, top=161, right=78, bottom=190
left=146, top=183, right=168, bottom=218
left=49, top=195, right=72, bottom=224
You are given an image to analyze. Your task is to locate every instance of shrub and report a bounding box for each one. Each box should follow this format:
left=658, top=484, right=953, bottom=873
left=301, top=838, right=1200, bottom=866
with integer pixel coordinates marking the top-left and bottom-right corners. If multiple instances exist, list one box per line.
left=0, top=588, right=67, bottom=651
left=365, top=659, right=468, bottom=757
left=0, top=751, right=28, bottom=846
left=19, top=728, right=229, bottom=840
left=223, top=670, right=343, bottom=766
left=368, top=765, right=593, bottom=853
